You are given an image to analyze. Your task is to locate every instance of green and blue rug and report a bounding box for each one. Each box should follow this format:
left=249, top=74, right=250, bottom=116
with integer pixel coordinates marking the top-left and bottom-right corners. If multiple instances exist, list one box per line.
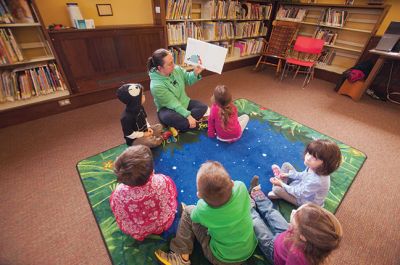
left=76, top=99, right=366, bottom=265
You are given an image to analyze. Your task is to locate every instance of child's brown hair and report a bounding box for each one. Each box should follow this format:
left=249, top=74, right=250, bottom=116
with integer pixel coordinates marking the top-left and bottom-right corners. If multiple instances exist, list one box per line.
left=113, top=145, right=154, bottom=186
left=212, top=85, right=233, bottom=129
left=291, top=203, right=343, bottom=265
left=305, top=139, right=341, bottom=176
left=196, top=161, right=234, bottom=207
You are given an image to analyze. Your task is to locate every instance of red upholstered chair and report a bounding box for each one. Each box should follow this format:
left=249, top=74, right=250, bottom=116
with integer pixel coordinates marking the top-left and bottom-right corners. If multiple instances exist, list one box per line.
left=280, top=36, right=325, bottom=87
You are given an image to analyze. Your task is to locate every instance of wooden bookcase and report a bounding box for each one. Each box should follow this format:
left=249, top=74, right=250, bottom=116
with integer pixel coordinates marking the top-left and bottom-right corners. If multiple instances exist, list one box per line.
left=0, top=0, right=69, bottom=112
left=275, top=3, right=390, bottom=75
left=157, top=0, right=275, bottom=68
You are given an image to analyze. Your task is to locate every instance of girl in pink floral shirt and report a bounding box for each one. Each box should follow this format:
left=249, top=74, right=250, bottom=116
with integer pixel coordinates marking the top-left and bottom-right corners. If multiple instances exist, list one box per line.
left=110, top=145, right=178, bottom=241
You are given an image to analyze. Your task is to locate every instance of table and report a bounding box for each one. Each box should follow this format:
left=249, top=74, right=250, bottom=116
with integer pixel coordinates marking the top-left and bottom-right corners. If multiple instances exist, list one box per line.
left=360, top=49, right=400, bottom=98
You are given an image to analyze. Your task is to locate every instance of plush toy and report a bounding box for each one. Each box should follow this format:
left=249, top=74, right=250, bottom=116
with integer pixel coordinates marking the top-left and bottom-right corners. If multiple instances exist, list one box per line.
left=162, top=127, right=179, bottom=144
left=48, top=24, right=65, bottom=30
left=117, top=83, right=163, bottom=148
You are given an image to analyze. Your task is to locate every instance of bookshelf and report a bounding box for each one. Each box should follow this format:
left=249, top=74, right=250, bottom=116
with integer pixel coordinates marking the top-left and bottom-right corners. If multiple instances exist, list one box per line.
left=275, top=3, right=389, bottom=75
left=162, top=0, right=274, bottom=68
left=0, top=0, right=69, bottom=112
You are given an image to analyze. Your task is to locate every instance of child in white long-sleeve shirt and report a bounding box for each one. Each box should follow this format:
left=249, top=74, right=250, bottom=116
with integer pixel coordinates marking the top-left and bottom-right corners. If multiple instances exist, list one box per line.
left=269, top=139, right=341, bottom=206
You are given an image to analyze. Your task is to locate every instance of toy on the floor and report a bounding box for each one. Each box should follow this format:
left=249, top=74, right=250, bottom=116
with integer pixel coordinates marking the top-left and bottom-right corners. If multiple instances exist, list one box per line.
left=162, top=127, right=179, bottom=144
left=197, top=116, right=208, bottom=130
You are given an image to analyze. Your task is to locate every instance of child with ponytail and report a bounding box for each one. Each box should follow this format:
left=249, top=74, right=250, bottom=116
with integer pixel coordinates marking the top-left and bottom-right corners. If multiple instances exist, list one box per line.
left=250, top=177, right=343, bottom=265
left=207, top=85, right=249, bottom=143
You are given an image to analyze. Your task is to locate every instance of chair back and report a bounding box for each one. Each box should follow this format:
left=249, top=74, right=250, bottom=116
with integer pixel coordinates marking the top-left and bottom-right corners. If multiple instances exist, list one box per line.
left=264, top=20, right=299, bottom=58
left=293, top=36, right=324, bottom=54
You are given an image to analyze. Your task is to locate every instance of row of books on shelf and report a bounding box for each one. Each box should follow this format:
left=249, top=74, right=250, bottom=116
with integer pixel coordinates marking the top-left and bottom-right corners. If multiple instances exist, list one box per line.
left=0, top=63, right=65, bottom=103
left=167, top=21, right=267, bottom=45
left=170, top=47, right=187, bottom=65
left=167, top=22, right=232, bottom=44
left=319, top=9, right=348, bottom=28
left=166, top=0, right=192, bottom=20
left=169, top=22, right=204, bottom=43
left=170, top=38, right=263, bottom=66
left=313, top=28, right=338, bottom=45
left=276, top=6, right=349, bottom=28
left=234, top=2, right=271, bottom=20
left=0, top=28, right=24, bottom=65
left=276, top=7, right=307, bottom=22
left=234, top=38, right=263, bottom=57
left=0, top=0, right=35, bottom=24
left=166, top=0, right=271, bottom=20
left=201, top=0, right=235, bottom=20
left=235, top=21, right=267, bottom=38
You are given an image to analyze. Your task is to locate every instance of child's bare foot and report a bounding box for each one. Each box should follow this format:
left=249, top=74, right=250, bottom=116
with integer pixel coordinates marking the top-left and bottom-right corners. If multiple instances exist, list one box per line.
left=268, top=191, right=279, bottom=199
left=271, top=164, right=281, bottom=178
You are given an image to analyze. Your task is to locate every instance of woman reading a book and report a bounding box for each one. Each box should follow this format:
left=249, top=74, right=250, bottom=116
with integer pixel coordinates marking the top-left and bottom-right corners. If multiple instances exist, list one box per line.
left=147, top=48, right=208, bottom=131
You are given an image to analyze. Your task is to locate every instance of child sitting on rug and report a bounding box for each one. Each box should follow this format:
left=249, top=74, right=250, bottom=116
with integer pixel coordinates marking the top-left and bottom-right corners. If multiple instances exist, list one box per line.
left=117, top=83, right=163, bottom=148
left=249, top=178, right=343, bottom=265
left=154, top=161, right=257, bottom=265
left=207, top=85, right=249, bottom=143
left=268, top=139, right=341, bottom=207
left=110, top=145, right=178, bottom=241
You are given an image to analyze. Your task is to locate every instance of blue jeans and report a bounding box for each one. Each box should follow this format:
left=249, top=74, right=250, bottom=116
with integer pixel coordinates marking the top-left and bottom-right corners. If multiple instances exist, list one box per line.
left=251, top=195, right=289, bottom=262
left=158, top=100, right=207, bottom=131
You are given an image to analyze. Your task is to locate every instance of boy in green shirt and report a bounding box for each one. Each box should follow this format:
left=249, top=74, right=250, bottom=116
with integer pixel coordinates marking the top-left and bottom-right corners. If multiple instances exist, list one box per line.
left=155, top=161, right=257, bottom=265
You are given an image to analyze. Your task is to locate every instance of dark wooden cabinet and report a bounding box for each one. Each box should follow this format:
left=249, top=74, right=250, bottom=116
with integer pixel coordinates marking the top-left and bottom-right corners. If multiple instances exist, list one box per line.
left=49, top=25, right=166, bottom=94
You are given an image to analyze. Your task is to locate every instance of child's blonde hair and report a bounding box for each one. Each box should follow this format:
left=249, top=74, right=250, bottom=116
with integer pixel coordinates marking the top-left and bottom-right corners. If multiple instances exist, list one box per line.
left=290, top=203, right=343, bottom=265
left=196, top=161, right=234, bottom=207
left=211, top=85, right=233, bottom=129
left=305, top=139, right=341, bottom=176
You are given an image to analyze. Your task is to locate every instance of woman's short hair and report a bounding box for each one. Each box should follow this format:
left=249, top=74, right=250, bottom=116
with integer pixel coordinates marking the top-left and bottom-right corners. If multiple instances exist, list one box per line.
left=196, top=161, right=233, bottom=207
left=305, top=139, right=341, bottom=176
left=113, top=145, right=154, bottom=186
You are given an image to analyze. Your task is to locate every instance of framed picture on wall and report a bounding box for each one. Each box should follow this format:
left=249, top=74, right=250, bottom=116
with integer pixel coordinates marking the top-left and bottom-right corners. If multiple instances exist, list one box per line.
left=96, top=4, right=113, bottom=16
left=345, top=0, right=354, bottom=5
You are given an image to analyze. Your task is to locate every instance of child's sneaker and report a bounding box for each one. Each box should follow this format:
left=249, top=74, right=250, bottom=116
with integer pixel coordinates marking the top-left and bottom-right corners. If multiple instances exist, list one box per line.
left=154, top=250, right=190, bottom=265
left=196, top=120, right=208, bottom=130
left=176, top=202, right=186, bottom=218
left=268, top=191, right=279, bottom=199
left=249, top=175, right=259, bottom=193
left=271, top=164, right=281, bottom=177
left=250, top=185, right=266, bottom=201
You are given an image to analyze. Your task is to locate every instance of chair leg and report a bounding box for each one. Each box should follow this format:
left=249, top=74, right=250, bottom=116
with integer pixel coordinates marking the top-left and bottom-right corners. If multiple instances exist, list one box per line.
left=302, top=67, right=312, bottom=88
left=254, top=56, right=264, bottom=70
left=280, top=62, right=288, bottom=81
left=293, top=66, right=300, bottom=79
left=311, top=67, right=315, bottom=80
left=276, top=59, right=282, bottom=76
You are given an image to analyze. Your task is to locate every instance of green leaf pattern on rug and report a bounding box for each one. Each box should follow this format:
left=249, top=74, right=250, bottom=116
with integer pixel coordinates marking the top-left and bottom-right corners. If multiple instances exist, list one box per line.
left=77, top=99, right=366, bottom=265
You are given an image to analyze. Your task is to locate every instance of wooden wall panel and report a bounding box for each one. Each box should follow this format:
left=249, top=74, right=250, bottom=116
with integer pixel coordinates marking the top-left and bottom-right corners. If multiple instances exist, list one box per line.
left=49, top=25, right=166, bottom=94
